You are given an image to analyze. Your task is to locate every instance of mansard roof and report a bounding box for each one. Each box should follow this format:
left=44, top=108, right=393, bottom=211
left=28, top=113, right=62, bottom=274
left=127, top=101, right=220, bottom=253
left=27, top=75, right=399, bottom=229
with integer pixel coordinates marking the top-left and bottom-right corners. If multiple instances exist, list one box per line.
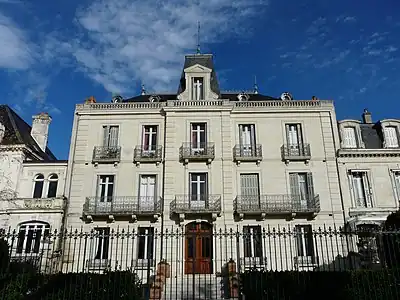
left=0, top=105, right=57, bottom=161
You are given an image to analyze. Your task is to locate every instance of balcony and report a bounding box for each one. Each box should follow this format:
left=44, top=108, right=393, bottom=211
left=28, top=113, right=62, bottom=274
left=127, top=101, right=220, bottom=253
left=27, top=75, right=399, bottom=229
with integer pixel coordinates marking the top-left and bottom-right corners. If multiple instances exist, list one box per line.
left=170, top=194, right=221, bottom=222
left=92, top=146, right=121, bottom=164
left=281, top=144, right=311, bottom=164
left=179, top=143, right=215, bottom=163
left=83, top=196, right=162, bottom=222
left=233, top=144, right=263, bottom=164
left=234, top=194, right=320, bottom=219
left=3, top=197, right=66, bottom=212
left=133, top=145, right=163, bottom=165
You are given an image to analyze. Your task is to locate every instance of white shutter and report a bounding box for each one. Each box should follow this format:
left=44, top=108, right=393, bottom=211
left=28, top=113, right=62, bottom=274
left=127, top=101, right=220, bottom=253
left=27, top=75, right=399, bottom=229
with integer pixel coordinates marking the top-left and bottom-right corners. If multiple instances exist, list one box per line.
left=394, top=172, right=400, bottom=201
left=384, top=126, right=399, bottom=148
left=343, top=127, right=357, bottom=148
left=363, top=173, right=373, bottom=208
left=109, top=126, right=119, bottom=147
left=140, top=176, right=156, bottom=210
left=102, top=126, right=109, bottom=146
left=240, top=174, right=259, bottom=197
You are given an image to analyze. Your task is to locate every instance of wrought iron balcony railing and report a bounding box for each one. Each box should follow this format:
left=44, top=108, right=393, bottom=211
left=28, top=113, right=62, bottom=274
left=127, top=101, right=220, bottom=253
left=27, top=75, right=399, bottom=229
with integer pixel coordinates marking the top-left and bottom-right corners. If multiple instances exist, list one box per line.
left=233, top=144, right=263, bottom=162
left=133, top=145, right=162, bottom=163
left=281, top=143, right=311, bottom=162
left=92, top=146, right=121, bottom=163
left=83, top=196, right=162, bottom=217
left=170, top=194, right=221, bottom=214
left=179, top=143, right=215, bottom=162
left=234, top=194, right=320, bottom=217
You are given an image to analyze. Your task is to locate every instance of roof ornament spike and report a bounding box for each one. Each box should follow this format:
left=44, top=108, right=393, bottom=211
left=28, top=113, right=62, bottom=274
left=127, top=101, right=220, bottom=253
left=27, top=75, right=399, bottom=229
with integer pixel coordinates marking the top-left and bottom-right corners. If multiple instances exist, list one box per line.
left=254, top=75, right=258, bottom=94
left=196, top=21, right=201, bottom=55
left=141, top=84, right=146, bottom=95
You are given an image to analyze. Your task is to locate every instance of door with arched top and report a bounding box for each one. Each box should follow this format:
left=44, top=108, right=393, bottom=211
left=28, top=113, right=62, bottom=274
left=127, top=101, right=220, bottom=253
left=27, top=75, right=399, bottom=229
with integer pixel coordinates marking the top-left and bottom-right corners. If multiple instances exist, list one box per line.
left=185, top=222, right=213, bottom=274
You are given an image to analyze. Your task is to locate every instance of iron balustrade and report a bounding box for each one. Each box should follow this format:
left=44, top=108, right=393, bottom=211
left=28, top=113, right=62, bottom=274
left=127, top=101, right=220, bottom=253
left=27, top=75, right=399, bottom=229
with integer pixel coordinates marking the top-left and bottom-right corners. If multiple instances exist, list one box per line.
left=234, top=194, right=320, bottom=215
left=83, top=196, right=162, bottom=216
left=233, top=144, right=263, bottom=161
left=179, top=142, right=215, bottom=161
left=92, top=146, right=121, bottom=163
left=170, top=194, right=221, bottom=214
left=281, top=143, right=311, bottom=160
left=133, top=145, right=163, bottom=163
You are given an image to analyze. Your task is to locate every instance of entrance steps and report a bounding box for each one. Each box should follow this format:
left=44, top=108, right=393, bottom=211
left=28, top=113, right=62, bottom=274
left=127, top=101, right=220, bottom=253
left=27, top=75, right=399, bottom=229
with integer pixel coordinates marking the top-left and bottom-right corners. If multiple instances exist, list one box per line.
left=162, top=275, right=228, bottom=300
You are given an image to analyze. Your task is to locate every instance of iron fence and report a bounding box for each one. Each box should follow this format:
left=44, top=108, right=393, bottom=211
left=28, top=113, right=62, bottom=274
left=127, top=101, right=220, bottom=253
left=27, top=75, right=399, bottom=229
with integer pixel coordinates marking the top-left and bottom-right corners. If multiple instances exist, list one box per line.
left=1, top=225, right=400, bottom=299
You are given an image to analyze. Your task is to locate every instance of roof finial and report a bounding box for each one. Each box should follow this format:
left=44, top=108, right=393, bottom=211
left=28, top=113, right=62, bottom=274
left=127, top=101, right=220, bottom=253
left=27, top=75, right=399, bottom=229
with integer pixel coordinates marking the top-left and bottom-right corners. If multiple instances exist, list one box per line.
left=141, top=84, right=146, bottom=95
left=254, top=75, right=258, bottom=94
left=196, top=21, right=201, bottom=54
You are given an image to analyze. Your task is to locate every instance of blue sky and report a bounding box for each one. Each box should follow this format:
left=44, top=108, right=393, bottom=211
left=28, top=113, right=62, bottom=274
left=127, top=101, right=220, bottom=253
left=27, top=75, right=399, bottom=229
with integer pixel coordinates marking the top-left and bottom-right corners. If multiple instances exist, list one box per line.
left=0, top=0, right=399, bottom=159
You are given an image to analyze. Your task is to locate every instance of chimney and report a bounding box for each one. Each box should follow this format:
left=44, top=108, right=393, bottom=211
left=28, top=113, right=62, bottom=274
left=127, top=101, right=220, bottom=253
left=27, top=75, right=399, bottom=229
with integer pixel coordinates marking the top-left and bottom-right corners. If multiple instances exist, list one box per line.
left=31, top=112, right=51, bottom=152
left=362, top=108, right=372, bottom=124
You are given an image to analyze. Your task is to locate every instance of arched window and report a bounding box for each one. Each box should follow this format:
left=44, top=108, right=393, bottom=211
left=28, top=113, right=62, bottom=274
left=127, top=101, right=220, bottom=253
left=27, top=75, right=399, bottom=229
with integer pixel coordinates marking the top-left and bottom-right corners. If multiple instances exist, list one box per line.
left=33, top=174, right=44, bottom=198
left=16, top=221, right=50, bottom=254
left=47, top=174, right=58, bottom=198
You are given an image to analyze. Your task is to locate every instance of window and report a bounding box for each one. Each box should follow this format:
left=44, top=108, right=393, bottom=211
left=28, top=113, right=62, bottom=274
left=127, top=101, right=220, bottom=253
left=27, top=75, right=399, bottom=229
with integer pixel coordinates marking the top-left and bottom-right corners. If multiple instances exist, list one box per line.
left=139, top=175, right=156, bottom=211
left=285, top=124, right=304, bottom=155
left=92, top=227, right=109, bottom=261
left=289, top=173, right=314, bottom=207
left=192, top=77, right=204, bottom=100
left=343, top=126, right=358, bottom=148
left=47, top=174, right=58, bottom=198
left=190, top=173, right=208, bottom=202
left=137, top=227, right=154, bottom=262
left=394, top=172, right=400, bottom=201
left=191, top=123, right=207, bottom=152
left=97, top=175, right=114, bottom=202
left=384, top=126, right=399, bottom=148
left=33, top=174, right=44, bottom=198
left=349, top=171, right=373, bottom=208
left=239, top=124, right=256, bottom=155
left=240, top=174, right=260, bottom=206
left=16, top=222, right=50, bottom=254
left=142, top=125, right=158, bottom=151
left=102, top=125, right=119, bottom=147
left=243, top=226, right=263, bottom=259
left=295, top=225, right=315, bottom=258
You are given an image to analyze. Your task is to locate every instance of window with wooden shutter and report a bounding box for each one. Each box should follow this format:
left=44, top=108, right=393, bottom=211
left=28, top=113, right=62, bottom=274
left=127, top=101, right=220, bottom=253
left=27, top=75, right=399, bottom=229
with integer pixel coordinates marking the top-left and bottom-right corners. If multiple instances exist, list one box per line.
left=240, top=174, right=260, bottom=207
left=384, top=126, right=399, bottom=148
left=343, top=127, right=357, bottom=148
left=349, top=171, right=373, bottom=208
left=102, top=126, right=119, bottom=147
left=394, top=172, right=400, bottom=202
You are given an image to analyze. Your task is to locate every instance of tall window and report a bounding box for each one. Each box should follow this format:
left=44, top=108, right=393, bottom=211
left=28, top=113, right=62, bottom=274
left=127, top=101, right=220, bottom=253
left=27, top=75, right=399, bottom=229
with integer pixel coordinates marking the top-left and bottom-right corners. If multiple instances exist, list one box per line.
left=92, top=228, right=110, bottom=261
left=349, top=171, right=373, bottom=208
left=190, top=173, right=208, bottom=202
left=33, top=174, right=44, bottom=198
left=142, top=125, right=158, bottom=151
left=137, top=227, right=154, bottom=263
left=97, top=175, right=114, bottom=202
left=191, top=123, right=207, bottom=152
left=102, top=125, right=119, bottom=147
left=16, top=222, right=50, bottom=254
left=295, top=225, right=315, bottom=258
left=289, top=173, right=314, bottom=208
left=243, top=226, right=263, bottom=259
left=285, top=124, right=303, bottom=155
left=239, top=124, right=256, bottom=156
left=394, top=172, right=400, bottom=201
left=192, top=77, right=204, bottom=100
left=240, top=174, right=260, bottom=207
left=384, top=126, right=399, bottom=148
left=139, top=175, right=156, bottom=211
left=342, top=126, right=358, bottom=148
left=47, top=174, right=58, bottom=198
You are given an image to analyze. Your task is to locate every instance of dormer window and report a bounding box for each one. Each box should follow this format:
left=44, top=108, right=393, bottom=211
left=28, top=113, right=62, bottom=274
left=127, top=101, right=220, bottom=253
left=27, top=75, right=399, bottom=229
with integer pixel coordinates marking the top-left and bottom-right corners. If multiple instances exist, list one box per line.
left=192, top=77, right=204, bottom=100
left=384, top=126, right=399, bottom=148
left=343, top=126, right=358, bottom=148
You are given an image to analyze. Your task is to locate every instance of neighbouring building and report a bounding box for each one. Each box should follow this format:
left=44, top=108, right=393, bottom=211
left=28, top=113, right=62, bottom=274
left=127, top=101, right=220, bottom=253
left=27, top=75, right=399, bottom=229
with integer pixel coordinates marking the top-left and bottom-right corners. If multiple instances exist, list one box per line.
left=63, top=52, right=345, bottom=281
left=0, top=105, right=67, bottom=263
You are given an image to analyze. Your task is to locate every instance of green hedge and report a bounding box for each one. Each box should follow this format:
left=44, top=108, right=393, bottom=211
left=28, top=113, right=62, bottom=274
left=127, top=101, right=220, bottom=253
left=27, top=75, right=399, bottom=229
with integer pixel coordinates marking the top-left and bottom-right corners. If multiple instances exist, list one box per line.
left=240, top=270, right=400, bottom=300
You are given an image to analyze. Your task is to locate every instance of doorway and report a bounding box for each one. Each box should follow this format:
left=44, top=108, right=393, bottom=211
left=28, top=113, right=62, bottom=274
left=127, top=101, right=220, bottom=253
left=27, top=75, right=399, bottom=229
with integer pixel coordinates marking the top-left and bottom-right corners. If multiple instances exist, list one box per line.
left=184, top=222, right=213, bottom=274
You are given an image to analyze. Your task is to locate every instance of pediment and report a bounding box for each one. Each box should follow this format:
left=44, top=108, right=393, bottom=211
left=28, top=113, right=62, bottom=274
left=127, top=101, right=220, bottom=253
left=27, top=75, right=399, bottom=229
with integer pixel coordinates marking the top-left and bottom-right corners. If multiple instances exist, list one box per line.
left=184, top=64, right=212, bottom=73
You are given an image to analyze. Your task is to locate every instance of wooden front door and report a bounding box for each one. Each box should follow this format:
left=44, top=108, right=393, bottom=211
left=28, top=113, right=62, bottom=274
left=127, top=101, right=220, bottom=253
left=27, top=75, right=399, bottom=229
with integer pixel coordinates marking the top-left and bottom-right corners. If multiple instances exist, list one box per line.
left=185, top=222, right=213, bottom=274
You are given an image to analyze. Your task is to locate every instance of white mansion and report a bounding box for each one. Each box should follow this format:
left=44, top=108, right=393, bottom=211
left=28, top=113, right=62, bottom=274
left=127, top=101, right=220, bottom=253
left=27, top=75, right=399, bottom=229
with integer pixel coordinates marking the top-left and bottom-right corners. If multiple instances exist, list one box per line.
left=0, top=53, right=400, bottom=278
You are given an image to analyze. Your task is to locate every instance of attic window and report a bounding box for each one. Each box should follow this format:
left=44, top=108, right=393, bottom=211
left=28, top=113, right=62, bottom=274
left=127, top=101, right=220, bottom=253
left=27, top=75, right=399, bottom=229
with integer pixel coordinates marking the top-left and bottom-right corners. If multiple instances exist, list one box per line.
left=192, top=77, right=204, bottom=100
left=237, top=93, right=249, bottom=101
left=0, top=122, right=4, bottom=144
left=148, top=95, right=160, bottom=103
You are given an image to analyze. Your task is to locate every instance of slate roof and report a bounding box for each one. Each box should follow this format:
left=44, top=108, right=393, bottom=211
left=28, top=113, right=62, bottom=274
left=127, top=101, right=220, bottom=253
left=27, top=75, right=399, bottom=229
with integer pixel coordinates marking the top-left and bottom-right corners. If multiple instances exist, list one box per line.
left=0, top=105, right=57, bottom=161
left=360, top=123, right=384, bottom=149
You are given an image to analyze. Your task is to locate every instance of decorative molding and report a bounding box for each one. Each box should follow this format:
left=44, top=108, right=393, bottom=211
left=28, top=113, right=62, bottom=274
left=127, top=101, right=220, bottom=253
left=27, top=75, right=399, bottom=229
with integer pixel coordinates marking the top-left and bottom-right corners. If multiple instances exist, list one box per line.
left=338, top=149, right=400, bottom=157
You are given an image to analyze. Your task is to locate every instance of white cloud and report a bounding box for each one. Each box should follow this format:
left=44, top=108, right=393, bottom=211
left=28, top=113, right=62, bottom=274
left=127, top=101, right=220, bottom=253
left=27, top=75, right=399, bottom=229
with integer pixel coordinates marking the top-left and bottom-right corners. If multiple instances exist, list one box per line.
left=0, top=12, right=32, bottom=69
left=71, top=0, right=269, bottom=93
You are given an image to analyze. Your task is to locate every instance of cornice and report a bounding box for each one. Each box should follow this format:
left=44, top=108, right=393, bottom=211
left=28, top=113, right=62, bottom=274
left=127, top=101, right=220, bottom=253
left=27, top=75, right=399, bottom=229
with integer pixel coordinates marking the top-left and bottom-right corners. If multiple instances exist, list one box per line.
left=338, top=148, right=400, bottom=158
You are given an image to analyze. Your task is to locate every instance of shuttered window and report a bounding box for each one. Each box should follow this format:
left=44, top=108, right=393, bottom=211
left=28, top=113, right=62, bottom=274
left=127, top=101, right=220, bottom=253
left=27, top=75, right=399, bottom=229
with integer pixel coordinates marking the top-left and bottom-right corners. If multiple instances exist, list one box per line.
left=102, top=126, right=119, bottom=147
left=343, top=127, right=357, bottom=148
left=384, top=126, right=399, bottom=148
left=348, top=171, right=373, bottom=208
left=289, top=173, right=314, bottom=200
left=394, top=172, right=400, bottom=202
